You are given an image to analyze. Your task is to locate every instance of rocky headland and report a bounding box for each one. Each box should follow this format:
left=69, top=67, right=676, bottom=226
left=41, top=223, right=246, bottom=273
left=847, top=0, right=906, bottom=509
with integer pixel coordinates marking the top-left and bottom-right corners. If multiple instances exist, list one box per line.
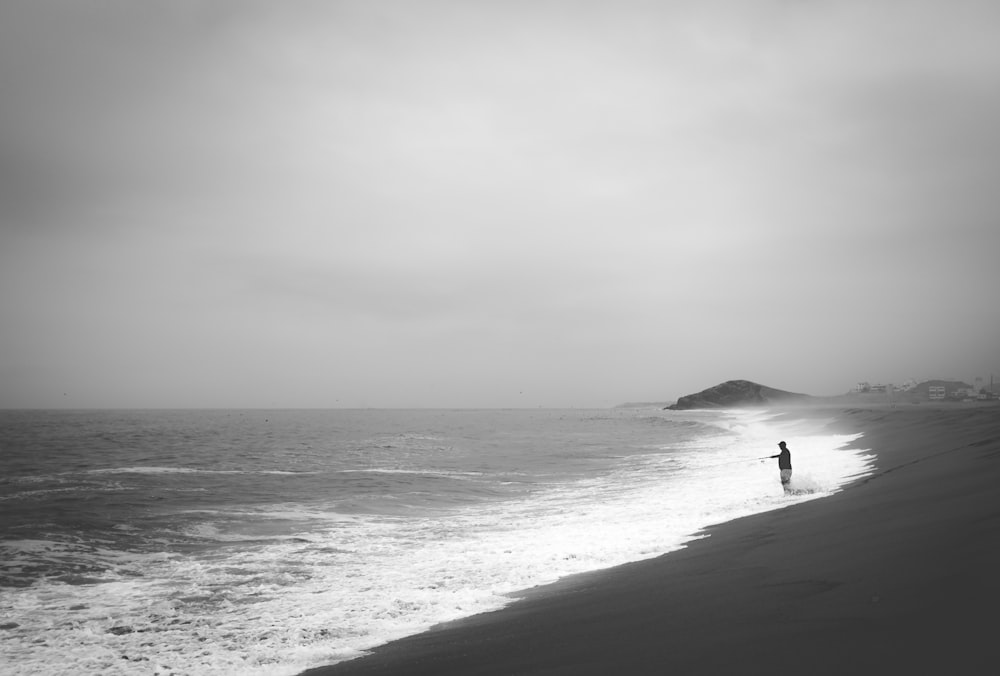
left=665, top=379, right=812, bottom=410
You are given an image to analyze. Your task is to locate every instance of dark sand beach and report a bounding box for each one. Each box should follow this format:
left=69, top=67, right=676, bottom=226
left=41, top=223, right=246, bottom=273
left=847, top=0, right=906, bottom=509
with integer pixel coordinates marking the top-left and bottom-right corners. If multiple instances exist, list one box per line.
left=304, top=405, right=1000, bottom=675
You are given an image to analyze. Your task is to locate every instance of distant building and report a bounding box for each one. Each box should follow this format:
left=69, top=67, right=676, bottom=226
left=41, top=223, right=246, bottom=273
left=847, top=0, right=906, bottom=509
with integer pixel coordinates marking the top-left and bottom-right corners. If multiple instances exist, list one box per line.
left=929, top=386, right=946, bottom=400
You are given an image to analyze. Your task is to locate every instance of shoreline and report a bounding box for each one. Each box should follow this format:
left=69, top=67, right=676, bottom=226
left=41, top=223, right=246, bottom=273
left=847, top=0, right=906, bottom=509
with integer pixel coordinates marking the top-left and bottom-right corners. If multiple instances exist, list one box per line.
left=302, top=404, right=1000, bottom=675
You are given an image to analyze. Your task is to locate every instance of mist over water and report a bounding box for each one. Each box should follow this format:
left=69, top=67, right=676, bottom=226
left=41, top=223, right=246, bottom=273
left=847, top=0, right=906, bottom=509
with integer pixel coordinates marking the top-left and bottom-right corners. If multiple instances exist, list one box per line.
left=0, top=408, right=872, bottom=675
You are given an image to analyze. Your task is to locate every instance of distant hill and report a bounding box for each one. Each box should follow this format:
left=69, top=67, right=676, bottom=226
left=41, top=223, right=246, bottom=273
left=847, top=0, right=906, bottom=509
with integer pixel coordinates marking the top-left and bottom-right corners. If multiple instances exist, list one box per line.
left=665, top=380, right=812, bottom=410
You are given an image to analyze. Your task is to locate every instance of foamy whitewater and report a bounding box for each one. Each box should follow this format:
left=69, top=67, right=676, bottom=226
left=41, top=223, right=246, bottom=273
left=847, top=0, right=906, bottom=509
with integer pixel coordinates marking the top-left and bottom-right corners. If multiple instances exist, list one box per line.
left=0, top=408, right=873, bottom=675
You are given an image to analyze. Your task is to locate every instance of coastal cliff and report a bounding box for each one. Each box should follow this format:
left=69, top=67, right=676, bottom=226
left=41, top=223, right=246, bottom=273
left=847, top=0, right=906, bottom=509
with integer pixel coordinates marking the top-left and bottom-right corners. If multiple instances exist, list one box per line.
left=666, top=380, right=811, bottom=410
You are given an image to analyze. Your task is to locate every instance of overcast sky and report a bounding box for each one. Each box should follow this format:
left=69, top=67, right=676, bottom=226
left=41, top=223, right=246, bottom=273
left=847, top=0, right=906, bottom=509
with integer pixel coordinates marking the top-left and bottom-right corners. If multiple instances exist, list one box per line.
left=1, top=0, right=998, bottom=408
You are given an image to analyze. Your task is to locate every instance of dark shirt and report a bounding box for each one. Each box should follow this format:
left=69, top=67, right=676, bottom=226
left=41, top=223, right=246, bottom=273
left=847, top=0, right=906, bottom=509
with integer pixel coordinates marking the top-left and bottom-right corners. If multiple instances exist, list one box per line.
left=775, top=448, right=791, bottom=470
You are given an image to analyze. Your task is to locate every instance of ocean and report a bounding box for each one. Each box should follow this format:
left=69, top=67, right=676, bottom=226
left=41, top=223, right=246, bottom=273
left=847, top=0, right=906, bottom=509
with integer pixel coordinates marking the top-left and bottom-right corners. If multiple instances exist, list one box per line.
left=0, top=408, right=873, bottom=675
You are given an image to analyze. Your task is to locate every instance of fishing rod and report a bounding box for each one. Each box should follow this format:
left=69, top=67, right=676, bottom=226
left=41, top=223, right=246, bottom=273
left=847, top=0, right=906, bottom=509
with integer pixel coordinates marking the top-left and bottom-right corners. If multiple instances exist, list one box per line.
left=691, top=456, right=775, bottom=469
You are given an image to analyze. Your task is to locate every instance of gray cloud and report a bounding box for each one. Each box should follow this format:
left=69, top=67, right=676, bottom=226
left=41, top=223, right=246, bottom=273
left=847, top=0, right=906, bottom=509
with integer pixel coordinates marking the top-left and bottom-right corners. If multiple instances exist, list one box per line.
left=2, top=0, right=998, bottom=407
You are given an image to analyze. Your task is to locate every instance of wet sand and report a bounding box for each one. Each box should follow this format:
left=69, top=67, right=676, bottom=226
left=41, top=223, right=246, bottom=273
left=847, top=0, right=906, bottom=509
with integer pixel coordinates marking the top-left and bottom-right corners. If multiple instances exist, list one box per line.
left=303, top=404, right=1000, bottom=675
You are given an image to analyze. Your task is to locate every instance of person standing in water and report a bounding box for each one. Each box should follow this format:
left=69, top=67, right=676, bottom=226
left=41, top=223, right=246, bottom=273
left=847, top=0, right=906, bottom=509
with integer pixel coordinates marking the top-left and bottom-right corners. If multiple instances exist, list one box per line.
left=770, top=441, right=792, bottom=492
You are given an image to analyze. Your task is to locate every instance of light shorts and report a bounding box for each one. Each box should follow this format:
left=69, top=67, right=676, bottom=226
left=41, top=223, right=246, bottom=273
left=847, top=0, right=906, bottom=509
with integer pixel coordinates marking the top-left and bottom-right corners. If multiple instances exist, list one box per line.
left=780, top=469, right=792, bottom=485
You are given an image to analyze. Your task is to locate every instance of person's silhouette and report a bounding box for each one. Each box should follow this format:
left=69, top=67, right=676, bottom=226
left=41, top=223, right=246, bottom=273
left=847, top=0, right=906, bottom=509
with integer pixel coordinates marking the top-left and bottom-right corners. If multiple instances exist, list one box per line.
left=770, top=441, right=792, bottom=493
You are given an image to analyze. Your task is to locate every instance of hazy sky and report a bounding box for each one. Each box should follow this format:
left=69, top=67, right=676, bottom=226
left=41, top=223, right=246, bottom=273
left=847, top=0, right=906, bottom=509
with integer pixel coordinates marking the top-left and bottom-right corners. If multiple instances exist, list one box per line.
left=2, top=0, right=998, bottom=408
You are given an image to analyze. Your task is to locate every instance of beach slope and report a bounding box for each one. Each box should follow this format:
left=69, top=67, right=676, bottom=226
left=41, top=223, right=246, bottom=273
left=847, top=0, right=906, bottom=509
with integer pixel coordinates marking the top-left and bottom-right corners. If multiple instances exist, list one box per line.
left=303, top=406, right=1000, bottom=675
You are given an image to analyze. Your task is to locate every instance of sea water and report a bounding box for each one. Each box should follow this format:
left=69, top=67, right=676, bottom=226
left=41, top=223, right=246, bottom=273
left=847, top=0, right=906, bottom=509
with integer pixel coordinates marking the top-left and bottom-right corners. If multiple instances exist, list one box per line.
left=0, top=408, right=873, bottom=675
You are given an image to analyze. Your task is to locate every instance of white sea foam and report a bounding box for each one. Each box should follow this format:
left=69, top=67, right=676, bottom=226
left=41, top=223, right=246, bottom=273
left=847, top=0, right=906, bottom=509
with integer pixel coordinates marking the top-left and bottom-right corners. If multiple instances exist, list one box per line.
left=339, top=468, right=486, bottom=476
left=0, top=410, right=874, bottom=676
